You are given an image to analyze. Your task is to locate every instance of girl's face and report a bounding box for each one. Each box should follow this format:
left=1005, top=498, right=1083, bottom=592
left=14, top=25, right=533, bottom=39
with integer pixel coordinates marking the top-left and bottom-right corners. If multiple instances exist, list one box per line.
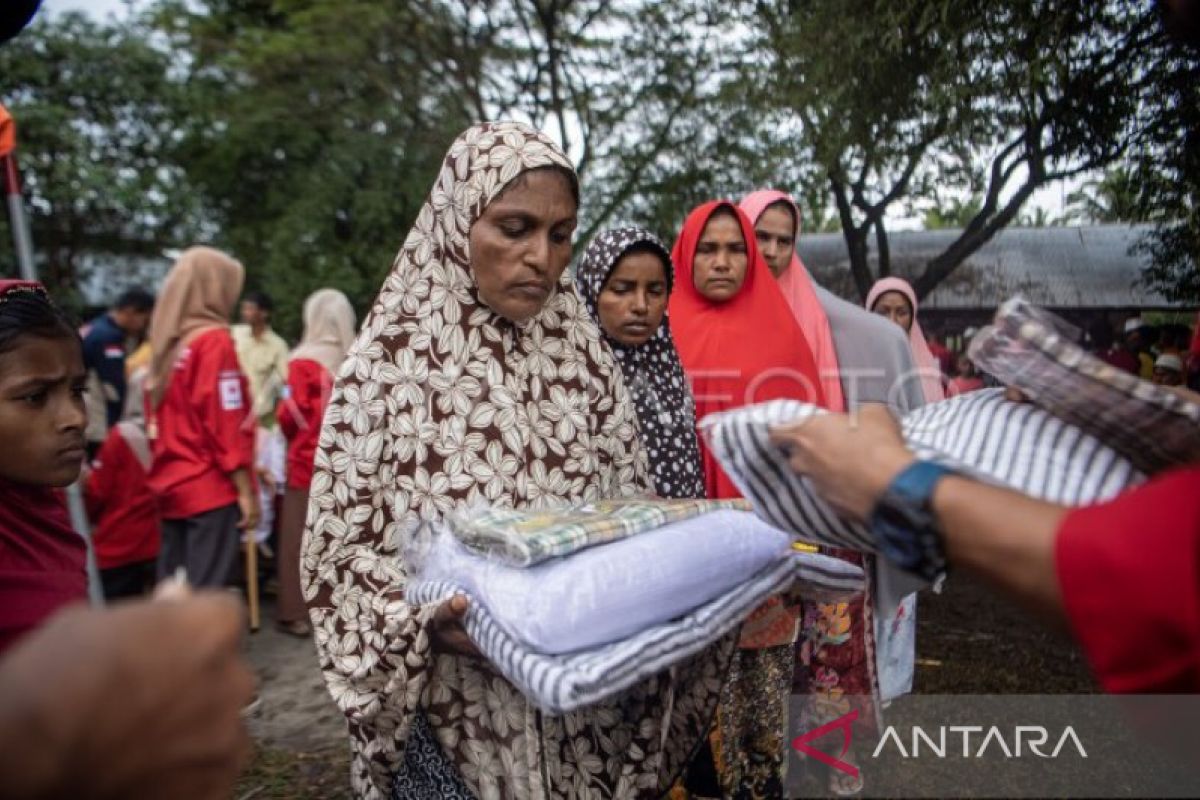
left=596, top=250, right=669, bottom=347
left=0, top=336, right=87, bottom=487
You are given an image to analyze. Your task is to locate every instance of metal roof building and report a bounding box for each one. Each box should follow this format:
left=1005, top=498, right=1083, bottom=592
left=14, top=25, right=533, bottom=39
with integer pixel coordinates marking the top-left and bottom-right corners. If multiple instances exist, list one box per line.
left=797, top=224, right=1189, bottom=311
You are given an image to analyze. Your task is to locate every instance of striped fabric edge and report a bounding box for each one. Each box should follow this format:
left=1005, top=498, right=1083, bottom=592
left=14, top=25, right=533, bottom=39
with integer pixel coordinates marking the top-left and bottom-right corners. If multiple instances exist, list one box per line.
left=700, top=404, right=879, bottom=554
left=903, top=389, right=1143, bottom=505
left=407, top=553, right=860, bottom=715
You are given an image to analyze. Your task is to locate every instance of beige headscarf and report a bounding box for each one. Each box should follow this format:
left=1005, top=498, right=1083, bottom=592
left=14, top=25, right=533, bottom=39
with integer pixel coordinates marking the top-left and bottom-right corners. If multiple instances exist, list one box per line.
left=148, top=246, right=245, bottom=407
left=303, top=121, right=728, bottom=799
left=289, top=288, right=356, bottom=374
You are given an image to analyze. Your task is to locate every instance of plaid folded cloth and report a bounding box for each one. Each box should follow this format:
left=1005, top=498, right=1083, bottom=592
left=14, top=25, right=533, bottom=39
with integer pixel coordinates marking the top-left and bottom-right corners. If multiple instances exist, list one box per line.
left=407, top=551, right=862, bottom=714
left=447, top=497, right=750, bottom=566
left=970, top=296, right=1200, bottom=474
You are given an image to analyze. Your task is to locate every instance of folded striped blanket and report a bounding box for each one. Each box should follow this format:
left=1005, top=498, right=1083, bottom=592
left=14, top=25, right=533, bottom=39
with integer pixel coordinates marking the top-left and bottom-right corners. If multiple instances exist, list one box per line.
left=701, top=389, right=1145, bottom=585
left=407, top=551, right=863, bottom=715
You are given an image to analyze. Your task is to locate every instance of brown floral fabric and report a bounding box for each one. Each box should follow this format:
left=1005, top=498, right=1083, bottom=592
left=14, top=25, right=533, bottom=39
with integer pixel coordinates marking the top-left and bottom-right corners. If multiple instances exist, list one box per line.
left=301, top=121, right=729, bottom=799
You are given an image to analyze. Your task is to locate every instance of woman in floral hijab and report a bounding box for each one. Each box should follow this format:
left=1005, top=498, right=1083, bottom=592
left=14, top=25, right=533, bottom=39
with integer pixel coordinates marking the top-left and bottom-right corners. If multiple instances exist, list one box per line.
left=302, top=121, right=729, bottom=799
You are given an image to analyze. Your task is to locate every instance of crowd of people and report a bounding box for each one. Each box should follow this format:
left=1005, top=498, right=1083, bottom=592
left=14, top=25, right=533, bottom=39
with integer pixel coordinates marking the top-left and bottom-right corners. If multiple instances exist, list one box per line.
left=2, top=4, right=1200, bottom=797
left=0, top=121, right=1198, bottom=799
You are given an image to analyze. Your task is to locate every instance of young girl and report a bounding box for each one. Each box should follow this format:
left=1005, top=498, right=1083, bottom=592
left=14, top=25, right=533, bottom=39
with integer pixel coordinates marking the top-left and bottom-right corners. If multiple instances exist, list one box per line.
left=274, top=288, right=355, bottom=637
left=145, top=247, right=259, bottom=588
left=0, top=280, right=89, bottom=652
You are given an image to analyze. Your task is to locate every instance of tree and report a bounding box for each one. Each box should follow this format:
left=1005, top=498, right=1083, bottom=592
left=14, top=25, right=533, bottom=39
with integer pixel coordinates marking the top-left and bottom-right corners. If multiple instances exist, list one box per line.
left=1129, top=31, right=1200, bottom=303
left=744, top=0, right=1170, bottom=301
left=1063, top=166, right=1148, bottom=223
left=153, top=0, right=482, bottom=336
left=923, top=194, right=984, bottom=230
left=0, top=12, right=202, bottom=308
left=152, top=0, right=769, bottom=334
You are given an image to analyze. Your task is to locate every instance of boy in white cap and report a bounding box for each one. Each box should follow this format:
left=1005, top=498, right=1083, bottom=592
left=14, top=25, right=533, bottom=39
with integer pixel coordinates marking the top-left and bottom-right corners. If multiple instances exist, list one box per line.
left=1153, top=353, right=1185, bottom=387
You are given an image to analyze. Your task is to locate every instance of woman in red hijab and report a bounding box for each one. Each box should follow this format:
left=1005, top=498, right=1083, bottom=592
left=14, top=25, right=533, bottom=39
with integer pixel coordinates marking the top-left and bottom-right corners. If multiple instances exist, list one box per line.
left=670, top=200, right=825, bottom=799
left=670, top=201, right=825, bottom=497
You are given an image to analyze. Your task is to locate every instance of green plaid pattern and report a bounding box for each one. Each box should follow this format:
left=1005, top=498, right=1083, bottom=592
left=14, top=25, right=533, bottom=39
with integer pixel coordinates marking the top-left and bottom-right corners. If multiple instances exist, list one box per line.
left=449, top=498, right=751, bottom=566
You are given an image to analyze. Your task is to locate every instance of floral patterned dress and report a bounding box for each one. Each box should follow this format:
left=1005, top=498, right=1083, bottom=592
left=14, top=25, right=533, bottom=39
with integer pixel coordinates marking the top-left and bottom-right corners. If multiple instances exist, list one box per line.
left=302, top=121, right=730, bottom=799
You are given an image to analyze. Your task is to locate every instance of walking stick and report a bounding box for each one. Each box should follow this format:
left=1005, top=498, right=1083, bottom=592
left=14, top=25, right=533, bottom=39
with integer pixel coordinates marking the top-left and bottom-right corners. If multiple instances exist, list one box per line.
left=245, top=531, right=260, bottom=631
left=2, top=103, right=105, bottom=606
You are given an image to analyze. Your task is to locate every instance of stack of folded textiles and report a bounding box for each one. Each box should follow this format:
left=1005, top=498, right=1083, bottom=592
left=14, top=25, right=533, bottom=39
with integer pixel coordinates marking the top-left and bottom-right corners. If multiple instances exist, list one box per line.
left=405, top=498, right=865, bottom=714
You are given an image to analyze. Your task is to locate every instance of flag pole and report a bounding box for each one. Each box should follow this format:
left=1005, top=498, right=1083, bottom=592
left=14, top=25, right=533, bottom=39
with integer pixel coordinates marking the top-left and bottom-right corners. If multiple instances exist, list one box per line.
left=2, top=105, right=105, bottom=606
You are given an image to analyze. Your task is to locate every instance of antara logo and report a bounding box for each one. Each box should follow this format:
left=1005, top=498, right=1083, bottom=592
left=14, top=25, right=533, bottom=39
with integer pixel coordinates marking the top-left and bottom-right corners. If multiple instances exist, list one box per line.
left=791, top=711, right=1089, bottom=777
left=791, top=709, right=860, bottom=778
left=871, top=725, right=1089, bottom=759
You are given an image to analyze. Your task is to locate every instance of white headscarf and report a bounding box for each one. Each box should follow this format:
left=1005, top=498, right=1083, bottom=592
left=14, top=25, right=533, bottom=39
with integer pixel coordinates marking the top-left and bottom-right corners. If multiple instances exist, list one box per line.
left=289, top=288, right=356, bottom=374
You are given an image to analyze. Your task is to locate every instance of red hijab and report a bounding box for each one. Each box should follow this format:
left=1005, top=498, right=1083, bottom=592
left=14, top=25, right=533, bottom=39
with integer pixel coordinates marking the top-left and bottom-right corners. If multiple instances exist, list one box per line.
left=669, top=201, right=825, bottom=499
left=0, top=280, right=88, bottom=654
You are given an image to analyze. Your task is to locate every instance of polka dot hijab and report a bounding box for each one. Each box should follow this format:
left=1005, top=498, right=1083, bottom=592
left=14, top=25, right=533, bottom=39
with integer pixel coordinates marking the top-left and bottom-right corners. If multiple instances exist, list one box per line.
left=575, top=227, right=706, bottom=499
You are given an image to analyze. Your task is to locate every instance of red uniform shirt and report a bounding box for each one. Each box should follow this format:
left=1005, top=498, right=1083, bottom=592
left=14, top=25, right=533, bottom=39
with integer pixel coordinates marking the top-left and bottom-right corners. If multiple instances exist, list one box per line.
left=276, top=358, right=332, bottom=491
left=147, top=329, right=255, bottom=520
left=0, top=480, right=87, bottom=655
left=85, top=424, right=160, bottom=569
left=1056, top=466, right=1200, bottom=693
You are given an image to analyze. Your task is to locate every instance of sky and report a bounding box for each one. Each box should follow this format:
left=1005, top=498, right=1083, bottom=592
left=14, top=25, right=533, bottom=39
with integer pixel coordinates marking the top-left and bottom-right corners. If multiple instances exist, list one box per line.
left=41, top=0, right=133, bottom=20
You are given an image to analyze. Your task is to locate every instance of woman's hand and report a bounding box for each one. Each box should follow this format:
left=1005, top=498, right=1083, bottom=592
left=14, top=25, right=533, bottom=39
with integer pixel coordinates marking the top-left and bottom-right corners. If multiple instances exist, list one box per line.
left=229, top=468, right=261, bottom=532
left=429, top=595, right=482, bottom=659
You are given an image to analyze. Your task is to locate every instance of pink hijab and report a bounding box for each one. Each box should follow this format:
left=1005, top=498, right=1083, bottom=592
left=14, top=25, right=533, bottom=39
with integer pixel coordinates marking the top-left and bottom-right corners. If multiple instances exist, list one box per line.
left=865, top=277, right=946, bottom=403
left=739, top=190, right=845, bottom=411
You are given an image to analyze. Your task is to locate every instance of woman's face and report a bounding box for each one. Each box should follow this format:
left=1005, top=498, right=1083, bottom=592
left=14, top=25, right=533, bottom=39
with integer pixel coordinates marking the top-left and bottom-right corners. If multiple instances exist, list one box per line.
left=693, top=211, right=748, bottom=302
left=872, top=290, right=914, bottom=333
left=0, top=336, right=87, bottom=487
left=469, top=168, right=578, bottom=323
left=596, top=250, right=669, bottom=347
left=754, top=203, right=796, bottom=278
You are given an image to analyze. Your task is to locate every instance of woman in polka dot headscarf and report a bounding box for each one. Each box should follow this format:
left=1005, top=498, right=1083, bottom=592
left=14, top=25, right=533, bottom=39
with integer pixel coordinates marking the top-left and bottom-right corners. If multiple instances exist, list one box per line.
left=575, top=227, right=707, bottom=499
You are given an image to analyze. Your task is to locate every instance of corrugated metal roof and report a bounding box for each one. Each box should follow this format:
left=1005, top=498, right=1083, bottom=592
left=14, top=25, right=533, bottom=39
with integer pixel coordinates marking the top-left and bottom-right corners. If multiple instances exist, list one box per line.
left=796, top=224, right=1189, bottom=309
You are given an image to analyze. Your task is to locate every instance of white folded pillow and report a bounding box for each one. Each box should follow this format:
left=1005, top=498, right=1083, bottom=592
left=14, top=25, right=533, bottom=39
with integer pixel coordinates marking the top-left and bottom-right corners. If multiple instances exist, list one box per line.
left=413, top=509, right=791, bottom=655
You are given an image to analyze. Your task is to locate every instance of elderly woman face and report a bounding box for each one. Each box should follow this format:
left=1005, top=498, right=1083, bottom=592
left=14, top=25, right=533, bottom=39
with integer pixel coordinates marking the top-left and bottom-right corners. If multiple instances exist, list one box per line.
left=469, top=167, right=578, bottom=323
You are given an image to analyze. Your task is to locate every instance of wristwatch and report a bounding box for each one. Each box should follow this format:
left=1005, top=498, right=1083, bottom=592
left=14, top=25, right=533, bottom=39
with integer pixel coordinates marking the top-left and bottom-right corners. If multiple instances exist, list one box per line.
left=868, top=460, right=958, bottom=581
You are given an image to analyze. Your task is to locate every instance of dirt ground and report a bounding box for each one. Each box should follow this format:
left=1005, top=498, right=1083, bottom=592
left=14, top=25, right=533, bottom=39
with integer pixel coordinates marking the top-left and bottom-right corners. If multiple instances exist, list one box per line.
left=235, top=572, right=1095, bottom=799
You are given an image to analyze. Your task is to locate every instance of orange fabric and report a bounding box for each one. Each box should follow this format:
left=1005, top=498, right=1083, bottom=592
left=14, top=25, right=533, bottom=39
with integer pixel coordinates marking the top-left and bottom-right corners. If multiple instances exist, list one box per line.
left=669, top=200, right=825, bottom=501
left=739, top=190, right=846, bottom=412
left=0, top=104, right=15, bottom=158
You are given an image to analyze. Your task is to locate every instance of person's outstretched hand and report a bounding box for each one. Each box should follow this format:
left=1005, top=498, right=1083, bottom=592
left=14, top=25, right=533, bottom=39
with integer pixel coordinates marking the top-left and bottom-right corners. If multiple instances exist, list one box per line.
left=0, top=592, right=254, bottom=800
left=768, top=404, right=916, bottom=522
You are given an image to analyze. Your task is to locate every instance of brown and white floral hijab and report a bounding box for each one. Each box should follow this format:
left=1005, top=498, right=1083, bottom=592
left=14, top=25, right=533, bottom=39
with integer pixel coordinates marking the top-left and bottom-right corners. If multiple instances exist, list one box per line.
left=301, top=122, right=727, bottom=799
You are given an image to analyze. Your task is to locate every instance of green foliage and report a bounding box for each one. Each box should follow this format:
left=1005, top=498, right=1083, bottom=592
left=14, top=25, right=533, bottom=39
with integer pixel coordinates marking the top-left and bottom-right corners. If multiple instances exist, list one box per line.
left=0, top=12, right=202, bottom=309
left=152, top=0, right=478, bottom=338
left=1063, top=167, right=1149, bottom=223
left=924, top=195, right=985, bottom=230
